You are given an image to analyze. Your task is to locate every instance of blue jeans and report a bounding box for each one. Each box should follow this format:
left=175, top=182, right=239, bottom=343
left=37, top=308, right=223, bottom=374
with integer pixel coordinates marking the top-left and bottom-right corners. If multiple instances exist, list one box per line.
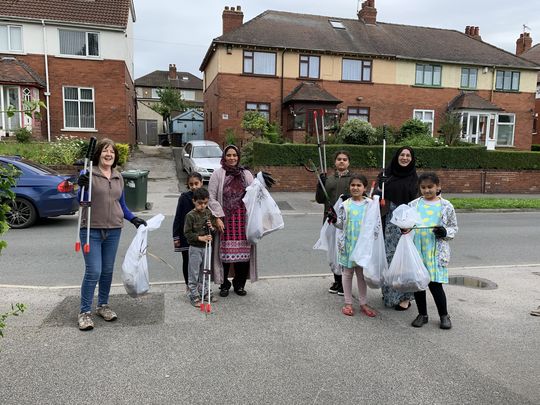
left=79, top=228, right=121, bottom=313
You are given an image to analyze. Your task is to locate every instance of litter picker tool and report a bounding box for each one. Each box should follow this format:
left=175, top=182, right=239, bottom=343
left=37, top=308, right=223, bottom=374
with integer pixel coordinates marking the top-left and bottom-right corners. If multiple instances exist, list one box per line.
left=200, top=220, right=212, bottom=314
left=75, top=137, right=97, bottom=253
left=304, top=158, right=330, bottom=203
left=312, top=110, right=327, bottom=174
left=380, top=125, right=387, bottom=207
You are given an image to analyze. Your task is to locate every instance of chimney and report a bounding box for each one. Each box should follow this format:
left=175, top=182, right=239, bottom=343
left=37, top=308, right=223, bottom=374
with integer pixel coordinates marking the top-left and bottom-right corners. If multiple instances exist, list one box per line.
left=516, top=32, right=533, bottom=55
left=357, top=0, right=377, bottom=25
left=464, top=25, right=482, bottom=41
left=168, top=64, right=177, bottom=80
left=222, top=5, right=244, bottom=35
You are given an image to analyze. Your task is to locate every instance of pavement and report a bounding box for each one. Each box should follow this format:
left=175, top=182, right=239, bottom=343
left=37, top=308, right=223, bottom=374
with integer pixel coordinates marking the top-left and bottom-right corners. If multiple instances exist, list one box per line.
left=1, top=145, right=539, bottom=404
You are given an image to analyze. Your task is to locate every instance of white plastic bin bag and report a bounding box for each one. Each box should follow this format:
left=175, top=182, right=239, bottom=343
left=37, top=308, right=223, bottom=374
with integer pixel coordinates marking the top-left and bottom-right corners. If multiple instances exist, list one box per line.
left=242, top=172, right=284, bottom=244
left=313, top=199, right=342, bottom=275
left=350, top=196, right=387, bottom=288
left=122, top=214, right=165, bottom=298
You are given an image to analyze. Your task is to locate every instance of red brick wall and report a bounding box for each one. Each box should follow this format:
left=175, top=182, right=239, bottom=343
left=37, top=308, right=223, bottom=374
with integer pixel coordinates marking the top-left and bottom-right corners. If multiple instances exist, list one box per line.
left=254, top=166, right=540, bottom=194
left=533, top=97, right=540, bottom=145
left=204, top=73, right=535, bottom=150
left=15, top=54, right=135, bottom=144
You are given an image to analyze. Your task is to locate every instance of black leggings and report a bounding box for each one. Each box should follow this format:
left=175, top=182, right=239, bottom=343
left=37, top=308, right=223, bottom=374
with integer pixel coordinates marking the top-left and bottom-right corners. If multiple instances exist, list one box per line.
left=222, top=261, right=249, bottom=290
left=414, top=282, right=448, bottom=316
left=181, top=251, right=189, bottom=285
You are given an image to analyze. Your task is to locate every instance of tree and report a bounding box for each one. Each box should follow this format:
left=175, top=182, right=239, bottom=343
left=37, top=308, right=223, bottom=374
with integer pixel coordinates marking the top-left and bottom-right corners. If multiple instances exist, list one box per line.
left=150, top=86, right=186, bottom=132
left=241, top=111, right=268, bottom=138
left=438, top=112, right=462, bottom=146
left=3, top=99, right=46, bottom=120
left=399, top=118, right=431, bottom=139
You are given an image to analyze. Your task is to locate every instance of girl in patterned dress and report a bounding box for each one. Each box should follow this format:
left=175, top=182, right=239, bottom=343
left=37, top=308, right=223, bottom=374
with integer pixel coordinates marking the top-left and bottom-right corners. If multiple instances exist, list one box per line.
left=331, top=174, right=378, bottom=317
left=408, top=172, right=458, bottom=329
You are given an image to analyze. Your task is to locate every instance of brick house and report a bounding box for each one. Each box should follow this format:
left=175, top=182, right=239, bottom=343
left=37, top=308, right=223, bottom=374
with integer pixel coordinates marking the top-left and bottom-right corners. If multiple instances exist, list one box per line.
left=518, top=33, right=540, bottom=145
left=135, top=64, right=203, bottom=144
left=0, top=0, right=137, bottom=144
left=200, top=2, right=540, bottom=150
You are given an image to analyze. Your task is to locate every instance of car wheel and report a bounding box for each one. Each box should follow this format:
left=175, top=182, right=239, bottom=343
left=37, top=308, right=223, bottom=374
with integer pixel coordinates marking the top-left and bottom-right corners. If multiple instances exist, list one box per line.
left=7, top=197, right=38, bottom=229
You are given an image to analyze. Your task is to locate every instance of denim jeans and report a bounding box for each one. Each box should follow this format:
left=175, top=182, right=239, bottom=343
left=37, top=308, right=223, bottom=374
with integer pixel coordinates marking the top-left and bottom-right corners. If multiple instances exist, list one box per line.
left=80, top=228, right=121, bottom=313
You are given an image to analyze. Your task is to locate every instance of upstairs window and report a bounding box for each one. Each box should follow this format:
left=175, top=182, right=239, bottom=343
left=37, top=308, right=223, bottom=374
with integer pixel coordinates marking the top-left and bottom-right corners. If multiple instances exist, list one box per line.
left=180, top=90, right=196, bottom=101
left=415, top=64, right=441, bottom=86
left=0, top=25, right=23, bottom=52
left=243, top=51, right=276, bottom=76
left=299, top=55, right=320, bottom=79
left=246, top=102, right=270, bottom=120
left=342, top=59, right=372, bottom=82
left=461, top=68, right=478, bottom=89
left=495, top=70, right=520, bottom=92
left=59, top=29, right=99, bottom=57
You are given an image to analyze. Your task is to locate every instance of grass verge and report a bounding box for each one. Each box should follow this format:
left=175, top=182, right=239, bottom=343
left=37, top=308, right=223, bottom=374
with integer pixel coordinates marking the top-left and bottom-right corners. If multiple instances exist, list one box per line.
left=448, top=198, right=540, bottom=210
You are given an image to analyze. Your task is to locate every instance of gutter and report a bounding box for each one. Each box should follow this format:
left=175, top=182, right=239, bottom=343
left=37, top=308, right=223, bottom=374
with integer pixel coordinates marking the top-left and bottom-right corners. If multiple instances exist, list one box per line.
left=41, top=19, right=51, bottom=142
left=0, top=16, right=126, bottom=32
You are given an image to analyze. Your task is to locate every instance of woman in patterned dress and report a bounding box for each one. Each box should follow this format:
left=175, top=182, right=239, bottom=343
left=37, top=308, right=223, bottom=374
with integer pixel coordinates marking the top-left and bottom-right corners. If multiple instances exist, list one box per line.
left=380, top=146, right=419, bottom=310
left=208, top=145, right=256, bottom=297
left=408, top=172, right=458, bottom=329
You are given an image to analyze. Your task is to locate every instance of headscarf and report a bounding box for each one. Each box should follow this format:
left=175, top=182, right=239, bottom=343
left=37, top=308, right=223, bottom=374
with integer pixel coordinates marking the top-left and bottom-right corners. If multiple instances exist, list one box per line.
left=221, top=145, right=246, bottom=213
left=220, top=145, right=244, bottom=177
left=384, top=146, right=418, bottom=206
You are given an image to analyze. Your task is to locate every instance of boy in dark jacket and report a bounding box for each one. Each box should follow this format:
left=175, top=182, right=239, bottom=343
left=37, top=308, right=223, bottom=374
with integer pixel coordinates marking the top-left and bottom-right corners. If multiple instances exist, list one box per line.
left=184, top=187, right=218, bottom=307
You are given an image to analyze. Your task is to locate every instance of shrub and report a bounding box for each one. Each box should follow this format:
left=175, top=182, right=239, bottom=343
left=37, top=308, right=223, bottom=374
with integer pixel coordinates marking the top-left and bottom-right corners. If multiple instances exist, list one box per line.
left=338, top=119, right=377, bottom=145
left=398, top=134, right=443, bottom=147
left=400, top=118, right=430, bottom=139
left=116, top=143, right=130, bottom=166
left=532, top=144, right=540, bottom=152
left=14, top=128, right=32, bottom=144
left=224, top=128, right=238, bottom=146
left=438, top=112, right=462, bottom=146
left=42, top=135, right=86, bottom=165
left=374, top=125, right=398, bottom=144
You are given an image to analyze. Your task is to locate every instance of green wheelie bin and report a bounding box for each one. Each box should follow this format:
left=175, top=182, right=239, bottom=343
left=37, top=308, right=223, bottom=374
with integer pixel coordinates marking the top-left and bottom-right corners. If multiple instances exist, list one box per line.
left=121, top=169, right=149, bottom=212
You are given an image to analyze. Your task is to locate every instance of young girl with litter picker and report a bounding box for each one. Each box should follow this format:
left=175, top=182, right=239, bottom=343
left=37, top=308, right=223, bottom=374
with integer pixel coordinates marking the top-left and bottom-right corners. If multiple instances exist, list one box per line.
left=173, top=172, right=203, bottom=290
left=327, top=174, right=378, bottom=317
left=408, top=172, right=458, bottom=329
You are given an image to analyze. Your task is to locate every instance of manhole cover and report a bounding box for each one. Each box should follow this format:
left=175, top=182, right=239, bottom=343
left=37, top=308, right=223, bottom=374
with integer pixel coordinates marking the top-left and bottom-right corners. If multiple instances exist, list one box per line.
left=276, top=201, right=293, bottom=210
left=164, top=194, right=180, bottom=198
left=448, top=275, right=497, bottom=290
left=42, top=293, right=165, bottom=327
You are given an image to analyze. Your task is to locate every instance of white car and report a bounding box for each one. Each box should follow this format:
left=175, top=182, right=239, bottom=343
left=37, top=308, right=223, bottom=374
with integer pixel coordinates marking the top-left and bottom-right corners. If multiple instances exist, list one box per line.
left=181, top=140, right=223, bottom=181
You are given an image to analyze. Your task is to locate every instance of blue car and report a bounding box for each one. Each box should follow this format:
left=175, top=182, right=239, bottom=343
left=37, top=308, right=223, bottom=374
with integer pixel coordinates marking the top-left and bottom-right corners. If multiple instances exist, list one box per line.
left=0, top=156, right=79, bottom=229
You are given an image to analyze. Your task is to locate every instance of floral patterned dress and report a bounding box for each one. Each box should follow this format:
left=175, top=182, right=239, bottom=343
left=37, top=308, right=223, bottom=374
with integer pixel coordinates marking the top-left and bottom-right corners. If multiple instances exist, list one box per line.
left=338, top=199, right=368, bottom=268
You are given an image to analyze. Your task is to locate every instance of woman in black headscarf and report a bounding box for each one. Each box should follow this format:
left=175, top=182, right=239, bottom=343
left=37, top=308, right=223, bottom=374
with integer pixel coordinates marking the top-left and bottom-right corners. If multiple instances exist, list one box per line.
left=381, top=146, right=419, bottom=310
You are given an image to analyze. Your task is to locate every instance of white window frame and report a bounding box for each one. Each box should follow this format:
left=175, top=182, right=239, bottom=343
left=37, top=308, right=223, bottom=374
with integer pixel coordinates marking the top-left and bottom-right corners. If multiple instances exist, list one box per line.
left=62, top=86, right=96, bottom=130
left=0, top=24, right=23, bottom=52
left=59, top=29, right=100, bottom=58
left=347, top=107, right=369, bottom=122
left=246, top=102, right=270, bottom=120
left=494, top=113, right=515, bottom=147
left=180, top=90, right=196, bottom=101
left=413, top=109, right=435, bottom=135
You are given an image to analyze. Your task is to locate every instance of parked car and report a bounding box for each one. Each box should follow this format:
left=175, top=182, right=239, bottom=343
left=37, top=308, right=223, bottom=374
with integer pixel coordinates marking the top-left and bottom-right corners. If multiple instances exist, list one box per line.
left=181, top=140, right=223, bottom=182
left=0, top=156, right=79, bottom=229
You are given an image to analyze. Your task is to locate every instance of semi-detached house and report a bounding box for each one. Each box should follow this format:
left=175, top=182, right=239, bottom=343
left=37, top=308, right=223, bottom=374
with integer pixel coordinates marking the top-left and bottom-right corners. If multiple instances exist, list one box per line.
left=0, top=0, right=136, bottom=144
left=200, top=2, right=540, bottom=150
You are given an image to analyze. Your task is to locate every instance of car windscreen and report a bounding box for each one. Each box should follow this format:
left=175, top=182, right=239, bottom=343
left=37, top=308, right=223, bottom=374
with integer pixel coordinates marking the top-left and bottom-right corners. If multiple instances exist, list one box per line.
left=192, top=146, right=222, bottom=159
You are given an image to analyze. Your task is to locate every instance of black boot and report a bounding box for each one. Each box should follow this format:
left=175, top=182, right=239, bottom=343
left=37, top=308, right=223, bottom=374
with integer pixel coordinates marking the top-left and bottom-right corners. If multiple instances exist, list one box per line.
left=220, top=280, right=231, bottom=297
left=411, top=314, right=428, bottom=327
left=440, top=315, right=452, bottom=330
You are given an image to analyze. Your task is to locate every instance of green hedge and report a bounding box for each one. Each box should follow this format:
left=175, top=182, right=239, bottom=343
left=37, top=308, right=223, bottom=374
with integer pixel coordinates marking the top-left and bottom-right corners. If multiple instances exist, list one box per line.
left=532, top=144, right=540, bottom=152
left=252, top=142, right=540, bottom=170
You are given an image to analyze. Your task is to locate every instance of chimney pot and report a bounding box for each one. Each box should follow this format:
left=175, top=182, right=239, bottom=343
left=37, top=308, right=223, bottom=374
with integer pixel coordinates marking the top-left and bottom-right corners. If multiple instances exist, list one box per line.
left=224, top=6, right=229, bottom=10
left=236, top=5, right=241, bottom=11
left=230, top=6, right=235, bottom=11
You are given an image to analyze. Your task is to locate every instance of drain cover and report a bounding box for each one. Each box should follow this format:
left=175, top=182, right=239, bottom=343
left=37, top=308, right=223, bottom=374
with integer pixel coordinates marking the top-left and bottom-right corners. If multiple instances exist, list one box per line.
left=448, top=275, right=497, bottom=290
left=276, top=201, right=293, bottom=210
left=164, top=194, right=180, bottom=198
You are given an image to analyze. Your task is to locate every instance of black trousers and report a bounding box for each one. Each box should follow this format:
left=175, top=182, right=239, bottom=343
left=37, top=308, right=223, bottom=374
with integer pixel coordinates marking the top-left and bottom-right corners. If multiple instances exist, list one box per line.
left=334, top=273, right=342, bottom=286
left=414, top=282, right=448, bottom=316
left=221, top=261, right=249, bottom=290
left=181, top=251, right=189, bottom=285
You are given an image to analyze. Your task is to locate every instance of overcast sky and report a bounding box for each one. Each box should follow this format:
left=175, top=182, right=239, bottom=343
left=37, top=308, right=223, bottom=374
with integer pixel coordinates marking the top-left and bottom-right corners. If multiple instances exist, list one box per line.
left=132, top=0, right=540, bottom=79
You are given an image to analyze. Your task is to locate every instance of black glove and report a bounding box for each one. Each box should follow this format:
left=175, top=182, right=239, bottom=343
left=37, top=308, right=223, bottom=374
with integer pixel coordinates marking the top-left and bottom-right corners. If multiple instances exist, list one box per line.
left=326, top=206, right=337, bottom=224
left=77, top=173, right=89, bottom=189
left=433, top=226, right=447, bottom=238
left=341, top=194, right=351, bottom=202
left=378, top=173, right=389, bottom=188
left=319, top=172, right=327, bottom=184
left=261, top=171, right=275, bottom=189
left=131, top=217, right=147, bottom=229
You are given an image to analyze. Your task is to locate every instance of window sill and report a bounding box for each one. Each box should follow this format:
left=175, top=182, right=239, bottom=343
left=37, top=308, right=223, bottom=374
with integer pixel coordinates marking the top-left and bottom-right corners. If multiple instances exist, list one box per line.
left=61, top=128, right=98, bottom=132
left=459, top=87, right=478, bottom=90
left=494, top=90, right=521, bottom=94
left=56, top=54, right=103, bottom=61
left=297, top=77, right=321, bottom=81
left=339, top=80, right=373, bottom=84
left=0, top=50, right=25, bottom=55
left=241, top=73, right=277, bottom=78
left=412, top=84, right=443, bottom=89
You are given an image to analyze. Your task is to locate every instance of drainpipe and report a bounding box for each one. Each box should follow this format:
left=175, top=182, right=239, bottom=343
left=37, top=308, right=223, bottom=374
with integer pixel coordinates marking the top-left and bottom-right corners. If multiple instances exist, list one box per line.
left=42, top=19, right=51, bottom=142
left=490, top=65, right=496, bottom=103
left=280, top=48, right=286, bottom=129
